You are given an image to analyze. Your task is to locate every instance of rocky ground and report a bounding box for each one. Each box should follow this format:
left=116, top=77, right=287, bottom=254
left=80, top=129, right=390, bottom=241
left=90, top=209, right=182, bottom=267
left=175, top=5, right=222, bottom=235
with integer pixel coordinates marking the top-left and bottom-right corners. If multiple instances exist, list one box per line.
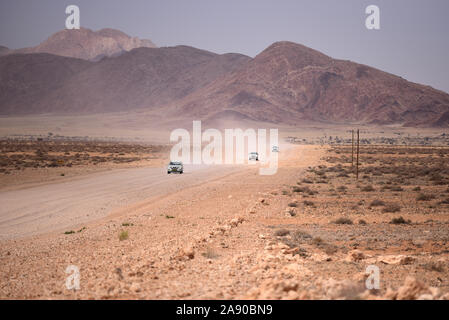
left=0, top=144, right=448, bottom=299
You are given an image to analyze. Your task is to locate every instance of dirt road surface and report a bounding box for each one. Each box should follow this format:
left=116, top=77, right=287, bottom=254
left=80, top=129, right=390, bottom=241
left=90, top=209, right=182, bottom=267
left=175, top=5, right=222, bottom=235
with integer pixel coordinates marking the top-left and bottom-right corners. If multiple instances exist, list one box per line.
left=0, top=164, right=245, bottom=240
left=1, top=145, right=447, bottom=299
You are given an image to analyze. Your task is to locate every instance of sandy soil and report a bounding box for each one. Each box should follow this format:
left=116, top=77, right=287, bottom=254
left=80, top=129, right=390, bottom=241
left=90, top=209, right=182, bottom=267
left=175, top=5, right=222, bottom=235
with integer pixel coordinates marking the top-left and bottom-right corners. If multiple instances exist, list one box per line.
left=0, top=144, right=448, bottom=299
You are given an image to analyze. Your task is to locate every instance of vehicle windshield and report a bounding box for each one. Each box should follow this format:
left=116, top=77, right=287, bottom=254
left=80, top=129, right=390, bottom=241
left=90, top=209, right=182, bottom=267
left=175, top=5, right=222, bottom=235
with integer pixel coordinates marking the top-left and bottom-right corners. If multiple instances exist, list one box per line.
left=169, top=161, right=181, bottom=165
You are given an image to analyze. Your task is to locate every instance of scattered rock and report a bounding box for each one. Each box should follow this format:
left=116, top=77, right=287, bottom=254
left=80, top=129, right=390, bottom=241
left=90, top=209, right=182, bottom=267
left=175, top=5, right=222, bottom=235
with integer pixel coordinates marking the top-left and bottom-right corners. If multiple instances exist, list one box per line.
left=130, top=282, right=141, bottom=293
left=377, top=255, right=415, bottom=265
left=345, top=250, right=368, bottom=262
left=285, top=207, right=297, bottom=217
left=180, top=246, right=195, bottom=260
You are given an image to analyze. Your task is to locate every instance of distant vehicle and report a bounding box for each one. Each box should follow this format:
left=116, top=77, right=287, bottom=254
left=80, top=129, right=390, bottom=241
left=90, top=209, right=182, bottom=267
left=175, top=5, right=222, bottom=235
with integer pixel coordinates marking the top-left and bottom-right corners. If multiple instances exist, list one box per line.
left=167, top=161, right=183, bottom=174
left=272, top=146, right=279, bottom=152
left=249, top=152, right=259, bottom=161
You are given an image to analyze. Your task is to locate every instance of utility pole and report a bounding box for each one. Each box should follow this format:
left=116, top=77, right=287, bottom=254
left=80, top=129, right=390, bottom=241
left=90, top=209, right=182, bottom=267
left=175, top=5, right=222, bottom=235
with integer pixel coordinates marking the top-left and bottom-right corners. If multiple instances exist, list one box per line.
left=356, top=129, right=360, bottom=180
left=351, top=130, right=354, bottom=167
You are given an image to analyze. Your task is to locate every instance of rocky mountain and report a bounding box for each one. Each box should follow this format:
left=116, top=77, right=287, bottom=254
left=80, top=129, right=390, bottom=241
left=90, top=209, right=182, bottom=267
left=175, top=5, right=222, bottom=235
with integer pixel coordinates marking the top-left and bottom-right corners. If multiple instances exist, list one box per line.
left=12, top=28, right=156, bottom=61
left=0, top=46, right=10, bottom=56
left=0, top=53, right=92, bottom=114
left=0, top=39, right=448, bottom=127
left=174, top=41, right=449, bottom=127
left=0, top=46, right=250, bottom=114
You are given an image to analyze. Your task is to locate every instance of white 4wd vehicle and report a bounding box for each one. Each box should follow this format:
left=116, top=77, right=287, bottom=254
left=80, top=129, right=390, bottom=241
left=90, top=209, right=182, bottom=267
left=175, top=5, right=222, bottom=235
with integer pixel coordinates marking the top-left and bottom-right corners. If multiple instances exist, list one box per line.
left=248, top=152, right=259, bottom=161
left=272, top=146, right=279, bottom=152
left=167, top=161, right=183, bottom=174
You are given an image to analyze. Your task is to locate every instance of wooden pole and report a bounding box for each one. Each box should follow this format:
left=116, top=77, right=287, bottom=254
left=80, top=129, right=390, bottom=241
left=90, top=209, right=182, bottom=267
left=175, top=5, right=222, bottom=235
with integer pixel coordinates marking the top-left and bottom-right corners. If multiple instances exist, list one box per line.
left=351, top=130, right=354, bottom=167
left=356, top=129, right=359, bottom=180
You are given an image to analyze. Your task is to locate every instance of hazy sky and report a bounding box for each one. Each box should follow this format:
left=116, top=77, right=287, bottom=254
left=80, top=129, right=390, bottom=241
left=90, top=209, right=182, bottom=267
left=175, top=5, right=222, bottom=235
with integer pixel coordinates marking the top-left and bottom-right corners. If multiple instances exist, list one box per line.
left=0, top=0, right=448, bottom=93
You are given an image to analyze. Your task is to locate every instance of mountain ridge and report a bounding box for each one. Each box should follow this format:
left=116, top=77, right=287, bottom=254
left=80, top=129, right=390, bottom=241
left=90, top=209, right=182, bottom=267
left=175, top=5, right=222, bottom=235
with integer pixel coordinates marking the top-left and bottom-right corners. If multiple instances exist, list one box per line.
left=0, top=37, right=448, bottom=127
left=5, top=27, right=156, bottom=61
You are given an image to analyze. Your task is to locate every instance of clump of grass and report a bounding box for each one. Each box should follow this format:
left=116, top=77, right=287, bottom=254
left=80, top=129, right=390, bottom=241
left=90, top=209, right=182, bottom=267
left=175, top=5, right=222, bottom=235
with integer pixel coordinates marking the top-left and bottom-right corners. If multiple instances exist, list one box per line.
left=382, top=204, right=401, bottom=213
left=358, top=219, right=367, bottom=225
left=370, top=199, right=385, bottom=207
left=288, top=202, right=298, bottom=207
left=416, top=194, right=436, bottom=201
left=274, top=229, right=290, bottom=237
left=119, top=230, right=129, bottom=241
left=425, top=261, right=445, bottom=272
left=334, top=217, right=353, bottom=225
left=390, top=216, right=411, bottom=224
left=64, top=230, right=75, bottom=235
left=361, top=185, right=375, bottom=192
left=77, top=227, right=86, bottom=233
left=303, top=200, right=315, bottom=207
left=121, top=222, right=133, bottom=227
left=165, top=215, right=175, bottom=219
left=293, top=186, right=311, bottom=193
left=292, top=230, right=312, bottom=241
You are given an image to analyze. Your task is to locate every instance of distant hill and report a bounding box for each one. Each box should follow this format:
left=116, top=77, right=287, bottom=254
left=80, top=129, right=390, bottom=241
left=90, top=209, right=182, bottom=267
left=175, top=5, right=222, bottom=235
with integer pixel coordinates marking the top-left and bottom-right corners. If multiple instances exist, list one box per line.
left=0, top=53, right=92, bottom=114
left=0, top=46, right=10, bottom=56
left=0, top=46, right=250, bottom=114
left=174, top=41, right=449, bottom=127
left=10, top=28, right=156, bottom=61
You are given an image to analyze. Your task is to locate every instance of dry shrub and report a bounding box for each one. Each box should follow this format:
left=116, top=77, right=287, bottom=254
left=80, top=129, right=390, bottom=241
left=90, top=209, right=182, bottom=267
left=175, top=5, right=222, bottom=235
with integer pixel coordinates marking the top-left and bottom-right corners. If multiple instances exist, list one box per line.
left=382, top=204, right=401, bottom=213
left=334, top=217, right=353, bottom=225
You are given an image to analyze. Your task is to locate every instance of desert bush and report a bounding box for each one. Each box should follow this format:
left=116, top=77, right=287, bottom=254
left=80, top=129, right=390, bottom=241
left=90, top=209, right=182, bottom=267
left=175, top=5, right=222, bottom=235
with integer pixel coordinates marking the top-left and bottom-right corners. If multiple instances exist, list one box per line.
left=370, top=199, right=385, bottom=207
left=424, top=261, right=445, bottom=272
left=303, top=200, right=315, bottom=207
left=382, top=204, right=401, bottom=213
left=358, top=219, right=367, bottom=225
left=416, top=193, right=436, bottom=201
left=334, top=217, right=353, bottom=225
left=288, top=202, right=298, bottom=207
left=361, top=185, right=375, bottom=192
left=390, top=216, right=411, bottom=224
left=274, top=229, right=290, bottom=237
left=119, top=230, right=129, bottom=241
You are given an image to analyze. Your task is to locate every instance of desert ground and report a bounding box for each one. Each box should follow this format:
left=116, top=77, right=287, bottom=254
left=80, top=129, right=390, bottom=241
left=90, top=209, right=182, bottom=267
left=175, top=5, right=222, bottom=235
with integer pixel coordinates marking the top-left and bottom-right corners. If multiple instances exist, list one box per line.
left=0, top=128, right=448, bottom=299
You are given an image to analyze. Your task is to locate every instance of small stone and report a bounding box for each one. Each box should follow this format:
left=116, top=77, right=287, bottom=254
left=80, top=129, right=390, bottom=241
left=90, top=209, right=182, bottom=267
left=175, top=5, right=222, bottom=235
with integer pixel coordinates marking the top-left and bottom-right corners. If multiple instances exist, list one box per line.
left=130, top=282, right=141, bottom=293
